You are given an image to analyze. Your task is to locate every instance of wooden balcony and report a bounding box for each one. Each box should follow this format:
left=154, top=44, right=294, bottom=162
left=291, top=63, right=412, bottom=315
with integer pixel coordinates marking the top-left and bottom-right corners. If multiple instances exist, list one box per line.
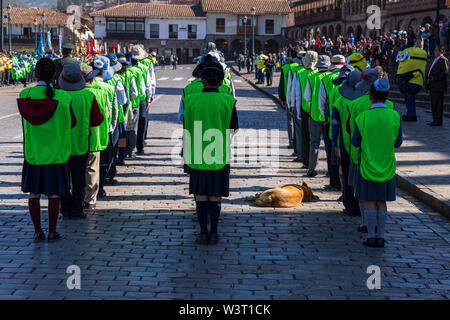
left=236, top=26, right=258, bottom=36
left=294, top=8, right=342, bottom=26
left=386, top=0, right=446, bottom=15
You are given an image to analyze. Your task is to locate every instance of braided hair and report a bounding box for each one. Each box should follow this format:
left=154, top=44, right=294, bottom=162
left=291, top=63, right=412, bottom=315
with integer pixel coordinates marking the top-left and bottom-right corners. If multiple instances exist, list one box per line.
left=200, top=62, right=224, bottom=87
left=35, top=58, right=55, bottom=99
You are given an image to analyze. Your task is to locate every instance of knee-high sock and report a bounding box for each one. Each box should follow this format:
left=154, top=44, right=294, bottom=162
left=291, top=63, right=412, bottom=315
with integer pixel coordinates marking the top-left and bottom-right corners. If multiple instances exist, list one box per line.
left=376, top=210, right=387, bottom=238
left=208, top=201, right=221, bottom=235
left=365, top=210, right=377, bottom=239
left=359, top=203, right=366, bottom=227
left=196, top=201, right=209, bottom=235
left=28, top=198, right=42, bottom=234
left=48, top=198, right=60, bottom=234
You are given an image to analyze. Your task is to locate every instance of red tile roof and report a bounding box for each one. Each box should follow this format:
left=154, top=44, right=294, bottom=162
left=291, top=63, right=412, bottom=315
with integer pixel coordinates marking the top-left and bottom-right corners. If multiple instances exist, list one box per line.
left=201, top=0, right=291, bottom=15
left=91, top=3, right=205, bottom=18
left=4, top=7, right=70, bottom=26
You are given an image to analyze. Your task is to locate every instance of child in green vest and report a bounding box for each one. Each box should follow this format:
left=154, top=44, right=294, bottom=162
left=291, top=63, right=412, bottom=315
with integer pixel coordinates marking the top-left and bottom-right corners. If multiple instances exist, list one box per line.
left=351, top=78, right=403, bottom=248
left=17, top=58, right=76, bottom=242
left=183, top=62, right=239, bottom=245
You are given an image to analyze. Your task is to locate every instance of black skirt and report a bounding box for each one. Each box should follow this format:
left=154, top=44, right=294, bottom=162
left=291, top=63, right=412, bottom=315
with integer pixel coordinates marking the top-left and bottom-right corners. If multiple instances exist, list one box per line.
left=21, top=161, right=71, bottom=196
left=186, top=164, right=230, bottom=197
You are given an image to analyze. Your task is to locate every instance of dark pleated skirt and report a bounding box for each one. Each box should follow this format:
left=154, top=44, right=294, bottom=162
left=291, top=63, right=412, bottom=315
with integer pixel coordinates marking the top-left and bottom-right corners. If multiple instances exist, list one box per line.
left=21, top=161, right=70, bottom=196
left=186, top=164, right=230, bottom=197
left=354, top=166, right=396, bottom=202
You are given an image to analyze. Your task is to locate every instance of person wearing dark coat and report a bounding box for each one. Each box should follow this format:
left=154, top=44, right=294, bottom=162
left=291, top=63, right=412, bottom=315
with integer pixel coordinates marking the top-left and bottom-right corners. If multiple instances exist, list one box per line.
left=426, top=45, right=449, bottom=126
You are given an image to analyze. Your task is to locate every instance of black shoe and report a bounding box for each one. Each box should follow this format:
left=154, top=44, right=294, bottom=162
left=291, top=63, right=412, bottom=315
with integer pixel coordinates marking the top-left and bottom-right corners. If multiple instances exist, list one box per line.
left=402, top=115, right=417, bottom=122
left=324, top=184, right=340, bottom=191
left=287, top=144, right=294, bottom=149
left=301, top=164, right=309, bottom=169
left=48, top=232, right=63, bottom=242
left=337, top=195, right=343, bottom=202
left=306, top=170, right=317, bottom=177
left=105, top=178, right=118, bottom=186
left=209, top=234, right=219, bottom=245
left=116, top=159, right=125, bottom=166
left=71, top=210, right=87, bottom=219
left=33, top=232, right=46, bottom=243
left=98, top=189, right=107, bottom=198
left=291, top=152, right=296, bottom=156
left=292, top=158, right=302, bottom=162
left=363, top=238, right=378, bottom=247
left=129, top=153, right=137, bottom=159
left=427, top=121, right=442, bottom=126
left=357, top=225, right=368, bottom=233
left=196, top=234, right=208, bottom=245
left=136, top=149, right=145, bottom=155
left=375, top=238, right=385, bottom=248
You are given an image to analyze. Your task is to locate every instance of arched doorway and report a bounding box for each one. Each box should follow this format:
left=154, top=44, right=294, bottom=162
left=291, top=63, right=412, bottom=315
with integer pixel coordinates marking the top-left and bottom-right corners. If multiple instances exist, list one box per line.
left=322, top=27, right=327, bottom=37
left=382, top=21, right=390, bottom=33
left=409, top=18, right=419, bottom=29
left=348, top=26, right=354, bottom=37
left=231, top=39, right=243, bottom=57
left=356, top=25, right=363, bottom=39
left=336, top=24, right=342, bottom=37
left=398, top=20, right=406, bottom=31
left=328, top=25, right=334, bottom=41
left=246, top=39, right=262, bottom=56
left=214, top=39, right=228, bottom=54
left=264, top=39, right=278, bottom=53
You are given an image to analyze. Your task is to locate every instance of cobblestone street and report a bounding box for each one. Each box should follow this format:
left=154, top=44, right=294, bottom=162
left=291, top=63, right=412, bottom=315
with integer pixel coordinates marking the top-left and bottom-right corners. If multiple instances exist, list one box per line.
left=0, top=66, right=448, bottom=300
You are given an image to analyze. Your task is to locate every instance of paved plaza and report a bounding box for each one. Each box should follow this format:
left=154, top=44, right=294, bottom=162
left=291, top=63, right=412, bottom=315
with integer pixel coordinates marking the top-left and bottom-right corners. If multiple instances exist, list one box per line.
left=0, top=66, right=448, bottom=300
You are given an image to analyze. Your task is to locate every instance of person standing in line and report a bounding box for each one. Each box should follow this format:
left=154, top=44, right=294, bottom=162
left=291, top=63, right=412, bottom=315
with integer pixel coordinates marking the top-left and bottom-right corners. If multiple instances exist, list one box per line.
left=53, top=43, right=78, bottom=89
left=18, top=58, right=75, bottom=242
left=279, top=50, right=296, bottom=149
left=352, top=78, right=402, bottom=248
left=426, top=45, right=449, bottom=126
left=265, top=54, right=275, bottom=86
left=58, top=63, right=104, bottom=219
left=183, top=62, right=238, bottom=245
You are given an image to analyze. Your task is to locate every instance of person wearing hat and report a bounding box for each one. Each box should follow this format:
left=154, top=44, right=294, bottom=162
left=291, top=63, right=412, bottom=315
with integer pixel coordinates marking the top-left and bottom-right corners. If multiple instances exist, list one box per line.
left=92, top=57, right=119, bottom=199
left=58, top=63, right=104, bottom=219
left=304, top=55, right=337, bottom=183
left=17, top=57, right=76, bottom=242
left=351, top=78, right=403, bottom=248
left=183, top=61, right=238, bottom=245
left=348, top=52, right=367, bottom=72
left=330, top=69, right=364, bottom=218
left=53, top=43, right=77, bottom=89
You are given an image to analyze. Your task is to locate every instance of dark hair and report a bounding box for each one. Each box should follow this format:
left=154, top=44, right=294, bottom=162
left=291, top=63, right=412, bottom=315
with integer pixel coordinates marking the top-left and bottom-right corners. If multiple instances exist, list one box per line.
left=62, top=48, right=72, bottom=56
left=370, top=84, right=389, bottom=102
left=35, top=58, right=55, bottom=99
left=201, top=63, right=225, bottom=87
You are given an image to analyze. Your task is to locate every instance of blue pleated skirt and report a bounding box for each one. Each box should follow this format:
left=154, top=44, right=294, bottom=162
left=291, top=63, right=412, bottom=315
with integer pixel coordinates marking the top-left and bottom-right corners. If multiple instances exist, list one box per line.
left=186, top=164, right=230, bottom=197
left=21, top=161, right=70, bottom=196
left=354, top=167, right=396, bottom=201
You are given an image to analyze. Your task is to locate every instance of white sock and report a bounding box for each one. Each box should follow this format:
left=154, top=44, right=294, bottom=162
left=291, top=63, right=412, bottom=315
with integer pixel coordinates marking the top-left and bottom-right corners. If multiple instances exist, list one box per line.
left=359, top=203, right=366, bottom=226
left=365, top=210, right=377, bottom=238
left=376, top=210, right=387, bottom=238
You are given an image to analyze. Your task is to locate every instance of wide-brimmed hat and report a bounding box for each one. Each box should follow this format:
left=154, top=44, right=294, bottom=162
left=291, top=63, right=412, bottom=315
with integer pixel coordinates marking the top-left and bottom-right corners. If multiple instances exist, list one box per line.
left=107, top=53, right=122, bottom=72
left=81, top=64, right=99, bottom=82
left=95, top=56, right=115, bottom=81
left=355, top=68, right=380, bottom=93
left=58, top=63, right=85, bottom=91
left=315, top=55, right=331, bottom=70
left=200, top=62, right=225, bottom=82
left=332, top=64, right=355, bottom=85
left=329, top=55, right=346, bottom=71
left=132, top=45, right=148, bottom=60
left=302, top=51, right=318, bottom=69
left=338, top=70, right=363, bottom=100
left=192, top=62, right=206, bottom=78
left=118, top=56, right=131, bottom=66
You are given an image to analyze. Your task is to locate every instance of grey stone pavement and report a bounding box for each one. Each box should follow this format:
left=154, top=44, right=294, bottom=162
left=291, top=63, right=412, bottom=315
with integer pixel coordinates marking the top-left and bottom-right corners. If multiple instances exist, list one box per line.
left=0, top=65, right=448, bottom=300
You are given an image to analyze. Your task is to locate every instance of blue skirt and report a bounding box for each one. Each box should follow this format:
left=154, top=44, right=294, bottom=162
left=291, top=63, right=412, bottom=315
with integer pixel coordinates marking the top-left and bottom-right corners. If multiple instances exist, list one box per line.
left=21, top=161, right=71, bottom=196
left=354, top=167, right=396, bottom=202
left=186, top=164, right=230, bottom=197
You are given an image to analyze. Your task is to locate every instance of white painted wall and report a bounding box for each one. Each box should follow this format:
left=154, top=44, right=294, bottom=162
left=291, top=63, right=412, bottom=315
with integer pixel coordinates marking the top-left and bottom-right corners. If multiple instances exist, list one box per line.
left=145, top=18, right=206, bottom=40
left=94, top=16, right=107, bottom=38
left=257, top=15, right=286, bottom=36
left=206, top=13, right=237, bottom=35
left=9, top=24, right=64, bottom=37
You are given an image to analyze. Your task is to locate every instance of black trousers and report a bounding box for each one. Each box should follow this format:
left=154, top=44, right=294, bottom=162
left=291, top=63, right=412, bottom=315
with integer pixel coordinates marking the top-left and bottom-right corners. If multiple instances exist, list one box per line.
left=61, top=153, right=89, bottom=214
left=430, top=90, right=444, bottom=123
left=266, top=72, right=273, bottom=86
left=300, top=108, right=310, bottom=167
left=137, top=100, right=149, bottom=152
left=340, top=144, right=360, bottom=216
left=99, top=135, right=114, bottom=192
left=323, top=123, right=341, bottom=189
left=107, top=125, right=120, bottom=180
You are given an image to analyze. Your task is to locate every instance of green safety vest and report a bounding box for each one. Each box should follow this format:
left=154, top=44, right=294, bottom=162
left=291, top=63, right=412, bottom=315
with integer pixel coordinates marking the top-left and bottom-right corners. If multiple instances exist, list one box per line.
left=184, top=79, right=232, bottom=97
left=19, top=86, right=72, bottom=165
left=348, top=95, right=395, bottom=165
left=105, top=74, right=125, bottom=124
left=128, top=66, right=144, bottom=108
left=298, top=68, right=318, bottom=113
left=321, top=71, right=340, bottom=138
left=86, top=86, right=109, bottom=152
left=64, top=89, right=95, bottom=156
left=281, top=63, right=292, bottom=97
left=355, top=107, right=400, bottom=182
left=332, top=94, right=352, bottom=152
left=183, top=92, right=236, bottom=171
left=309, top=71, right=330, bottom=122
left=93, top=79, right=115, bottom=127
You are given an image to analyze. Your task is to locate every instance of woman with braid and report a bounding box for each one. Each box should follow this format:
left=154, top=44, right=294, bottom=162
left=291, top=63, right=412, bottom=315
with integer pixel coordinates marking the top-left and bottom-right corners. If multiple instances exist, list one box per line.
left=17, top=58, right=76, bottom=242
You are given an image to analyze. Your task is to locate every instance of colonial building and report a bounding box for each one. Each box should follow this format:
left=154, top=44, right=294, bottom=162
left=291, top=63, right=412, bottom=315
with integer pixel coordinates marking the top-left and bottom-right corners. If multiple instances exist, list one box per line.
left=286, top=0, right=450, bottom=42
left=91, top=0, right=291, bottom=61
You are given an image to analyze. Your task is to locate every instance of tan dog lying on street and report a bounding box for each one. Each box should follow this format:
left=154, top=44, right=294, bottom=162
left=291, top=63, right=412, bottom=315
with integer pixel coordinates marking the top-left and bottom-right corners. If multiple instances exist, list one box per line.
left=245, top=181, right=319, bottom=208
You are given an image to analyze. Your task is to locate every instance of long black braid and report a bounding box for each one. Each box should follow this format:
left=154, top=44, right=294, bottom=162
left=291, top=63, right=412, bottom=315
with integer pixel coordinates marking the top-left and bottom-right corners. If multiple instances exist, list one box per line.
left=35, top=58, right=56, bottom=99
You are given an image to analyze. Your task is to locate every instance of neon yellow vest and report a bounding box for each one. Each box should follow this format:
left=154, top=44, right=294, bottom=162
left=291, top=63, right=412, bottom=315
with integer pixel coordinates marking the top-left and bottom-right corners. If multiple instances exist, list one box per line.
left=184, top=79, right=232, bottom=97
left=86, top=86, right=109, bottom=152
left=309, top=71, right=330, bottom=122
left=298, top=68, right=318, bottom=112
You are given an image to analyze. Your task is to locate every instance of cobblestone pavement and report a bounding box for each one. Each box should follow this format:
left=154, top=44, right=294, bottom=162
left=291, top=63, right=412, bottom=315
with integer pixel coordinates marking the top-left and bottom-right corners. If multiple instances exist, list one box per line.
left=0, top=66, right=448, bottom=300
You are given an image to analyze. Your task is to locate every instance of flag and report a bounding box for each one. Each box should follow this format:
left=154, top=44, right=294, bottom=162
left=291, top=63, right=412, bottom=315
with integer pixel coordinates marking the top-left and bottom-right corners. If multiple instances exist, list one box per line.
left=47, top=31, right=53, bottom=50
left=104, top=41, right=108, bottom=55
left=58, top=34, right=63, bottom=56
left=37, top=33, right=45, bottom=57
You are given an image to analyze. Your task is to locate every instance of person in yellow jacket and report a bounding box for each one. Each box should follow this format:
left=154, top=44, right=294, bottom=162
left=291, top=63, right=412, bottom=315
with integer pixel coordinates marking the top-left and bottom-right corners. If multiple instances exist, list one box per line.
left=396, top=47, right=427, bottom=121
left=348, top=52, right=367, bottom=72
left=256, top=53, right=268, bottom=84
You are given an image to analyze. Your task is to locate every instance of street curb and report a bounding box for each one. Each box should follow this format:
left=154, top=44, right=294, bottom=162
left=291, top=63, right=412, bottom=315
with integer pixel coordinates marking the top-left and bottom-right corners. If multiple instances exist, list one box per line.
left=230, top=64, right=450, bottom=220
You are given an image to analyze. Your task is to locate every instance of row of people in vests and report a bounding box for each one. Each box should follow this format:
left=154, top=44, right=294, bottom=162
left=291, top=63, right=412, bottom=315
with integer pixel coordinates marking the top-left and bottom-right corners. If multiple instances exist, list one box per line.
left=0, top=52, right=37, bottom=87
left=279, top=50, right=403, bottom=248
left=18, top=45, right=156, bottom=242
left=178, top=53, right=237, bottom=245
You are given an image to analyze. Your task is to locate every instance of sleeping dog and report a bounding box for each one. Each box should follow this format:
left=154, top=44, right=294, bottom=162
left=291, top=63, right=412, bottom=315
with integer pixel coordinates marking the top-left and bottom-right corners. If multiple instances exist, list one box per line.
left=245, top=181, right=319, bottom=208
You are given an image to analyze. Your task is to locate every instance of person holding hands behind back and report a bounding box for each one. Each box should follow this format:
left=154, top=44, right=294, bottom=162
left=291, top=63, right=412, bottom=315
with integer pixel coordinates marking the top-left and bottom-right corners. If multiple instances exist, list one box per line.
left=183, top=62, right=239, bottom=245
